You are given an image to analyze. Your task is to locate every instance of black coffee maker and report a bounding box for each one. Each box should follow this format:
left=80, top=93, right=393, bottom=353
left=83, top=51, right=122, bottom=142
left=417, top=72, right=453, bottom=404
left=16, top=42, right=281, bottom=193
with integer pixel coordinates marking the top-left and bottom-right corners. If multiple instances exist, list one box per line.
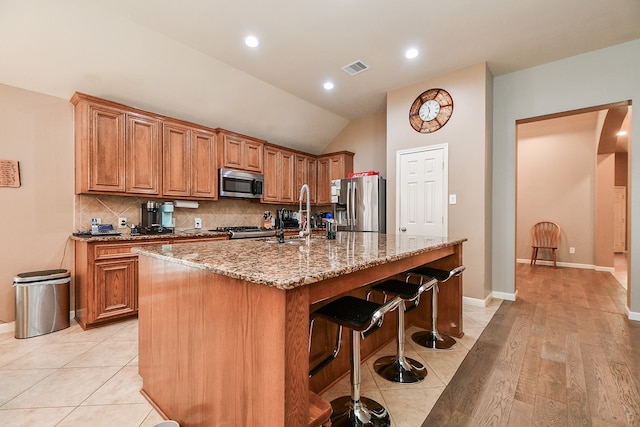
left=141, top=202, right=159, bottom=227
left=139, top=201, right=174, bottom=234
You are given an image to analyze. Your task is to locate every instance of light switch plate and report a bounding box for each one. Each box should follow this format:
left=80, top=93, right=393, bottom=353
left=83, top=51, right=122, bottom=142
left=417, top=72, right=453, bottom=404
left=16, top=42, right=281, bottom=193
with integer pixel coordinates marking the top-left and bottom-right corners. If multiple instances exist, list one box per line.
left=449, top=194, right=457, bottom=204
left=194, top=218, right=202, bottom=229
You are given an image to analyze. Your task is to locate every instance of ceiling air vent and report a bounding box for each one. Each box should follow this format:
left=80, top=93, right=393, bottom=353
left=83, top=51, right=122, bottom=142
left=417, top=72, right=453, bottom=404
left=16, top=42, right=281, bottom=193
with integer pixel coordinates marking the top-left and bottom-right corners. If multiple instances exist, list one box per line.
left=342, top=60, right=369, bottom=76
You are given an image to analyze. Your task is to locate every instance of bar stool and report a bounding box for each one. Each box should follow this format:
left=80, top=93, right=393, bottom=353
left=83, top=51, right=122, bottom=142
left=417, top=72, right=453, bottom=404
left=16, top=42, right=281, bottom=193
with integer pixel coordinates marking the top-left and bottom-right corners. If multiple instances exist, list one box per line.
left=309, top=295, right=402, bottom=427
left=408, top=266, right=466, bottom=350
left=366, top=276, right=437, bottom=383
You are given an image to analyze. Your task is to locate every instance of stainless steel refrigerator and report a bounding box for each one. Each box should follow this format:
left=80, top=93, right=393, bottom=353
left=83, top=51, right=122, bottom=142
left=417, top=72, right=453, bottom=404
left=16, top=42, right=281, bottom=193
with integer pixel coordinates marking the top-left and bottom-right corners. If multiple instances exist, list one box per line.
left=331, top=175, right=386, bottom=232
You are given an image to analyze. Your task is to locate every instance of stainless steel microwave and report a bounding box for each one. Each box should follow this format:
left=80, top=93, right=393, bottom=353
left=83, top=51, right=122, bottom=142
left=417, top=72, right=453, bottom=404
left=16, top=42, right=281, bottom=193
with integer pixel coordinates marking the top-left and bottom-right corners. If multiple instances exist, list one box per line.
left=219, top=168, right=264, bottom=199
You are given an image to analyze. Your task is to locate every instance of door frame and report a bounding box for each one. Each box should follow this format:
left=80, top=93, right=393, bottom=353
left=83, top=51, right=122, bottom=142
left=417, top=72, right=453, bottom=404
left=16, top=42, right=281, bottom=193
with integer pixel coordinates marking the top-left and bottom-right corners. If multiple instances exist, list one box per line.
left=395, top=144, right=449, bottom=236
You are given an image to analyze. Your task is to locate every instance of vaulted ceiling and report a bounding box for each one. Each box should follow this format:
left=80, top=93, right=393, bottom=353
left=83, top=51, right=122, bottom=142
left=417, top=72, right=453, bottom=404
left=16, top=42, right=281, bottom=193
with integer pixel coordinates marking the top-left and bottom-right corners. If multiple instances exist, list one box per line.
left=1, top=0, right=639, bottom=153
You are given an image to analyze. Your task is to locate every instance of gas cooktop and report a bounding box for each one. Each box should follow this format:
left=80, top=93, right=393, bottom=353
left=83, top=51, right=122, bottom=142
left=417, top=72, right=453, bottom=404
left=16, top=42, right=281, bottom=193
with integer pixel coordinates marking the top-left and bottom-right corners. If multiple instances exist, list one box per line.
left=211, top=226, right=276, bottom=239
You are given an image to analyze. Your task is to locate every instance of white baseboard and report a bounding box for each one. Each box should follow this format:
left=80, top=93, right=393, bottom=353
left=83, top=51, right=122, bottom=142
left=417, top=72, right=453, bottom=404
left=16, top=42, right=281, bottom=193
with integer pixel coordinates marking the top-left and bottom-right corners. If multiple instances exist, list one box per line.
left=491, top=290, right=518, bottom=301
left=517, top=258, right=616, bottom=272
left=462, top=296, right=489, bottom=307
left=627, top=308, right=640, bottom=322
left=0, top=321, right=14, bottom=334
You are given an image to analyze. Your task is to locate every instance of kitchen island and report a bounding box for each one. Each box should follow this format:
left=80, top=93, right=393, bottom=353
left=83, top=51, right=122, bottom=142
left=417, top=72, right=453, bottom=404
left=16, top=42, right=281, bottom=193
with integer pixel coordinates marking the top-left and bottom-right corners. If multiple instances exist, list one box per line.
left=134, top=232, right=466, bottom=426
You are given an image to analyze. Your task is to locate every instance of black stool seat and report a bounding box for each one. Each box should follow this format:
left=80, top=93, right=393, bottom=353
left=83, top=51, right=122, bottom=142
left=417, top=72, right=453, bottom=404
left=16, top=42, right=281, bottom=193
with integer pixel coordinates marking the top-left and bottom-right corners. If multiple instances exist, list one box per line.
left=409, top=265, right=465, bottom=350
left=411, top=265, right=465, bottom=282
left=313, top=296, right=388, bottom=332
left=370, top=279, right=421, bottom=300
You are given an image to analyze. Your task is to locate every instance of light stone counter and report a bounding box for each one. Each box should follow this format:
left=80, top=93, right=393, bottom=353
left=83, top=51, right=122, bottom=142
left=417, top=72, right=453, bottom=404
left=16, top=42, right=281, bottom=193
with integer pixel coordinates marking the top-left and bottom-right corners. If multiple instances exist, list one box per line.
left=132, top=232, right=466, bottom=290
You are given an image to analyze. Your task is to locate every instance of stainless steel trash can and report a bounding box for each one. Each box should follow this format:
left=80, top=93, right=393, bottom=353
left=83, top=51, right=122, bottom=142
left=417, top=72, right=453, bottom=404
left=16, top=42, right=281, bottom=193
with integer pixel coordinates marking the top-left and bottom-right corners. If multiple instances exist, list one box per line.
left=14, top=269, right=70, bottom=339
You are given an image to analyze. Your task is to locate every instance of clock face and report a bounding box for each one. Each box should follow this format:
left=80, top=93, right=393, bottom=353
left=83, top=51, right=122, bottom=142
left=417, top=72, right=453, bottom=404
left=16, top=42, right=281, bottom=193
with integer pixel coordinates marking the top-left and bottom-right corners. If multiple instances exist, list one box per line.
left=409, top=88, right=454, bottom=133
left=419, top=100, right=440, bottom=121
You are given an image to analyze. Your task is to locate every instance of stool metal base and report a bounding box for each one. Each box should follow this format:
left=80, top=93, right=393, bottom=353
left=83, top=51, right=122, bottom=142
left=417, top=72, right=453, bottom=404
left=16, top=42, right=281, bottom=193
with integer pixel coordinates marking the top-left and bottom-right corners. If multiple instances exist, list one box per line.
left=330, top=396, right=391, bottom=427
left=374, top=355, right=427, bottom=383
left=412, top=330, right=457, bottom=350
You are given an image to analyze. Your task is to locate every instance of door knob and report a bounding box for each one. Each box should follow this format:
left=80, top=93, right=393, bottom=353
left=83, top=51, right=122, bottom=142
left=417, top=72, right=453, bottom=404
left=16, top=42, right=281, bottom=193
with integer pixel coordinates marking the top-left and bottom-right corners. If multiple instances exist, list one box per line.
left=400, top=227, right=406, bottom=232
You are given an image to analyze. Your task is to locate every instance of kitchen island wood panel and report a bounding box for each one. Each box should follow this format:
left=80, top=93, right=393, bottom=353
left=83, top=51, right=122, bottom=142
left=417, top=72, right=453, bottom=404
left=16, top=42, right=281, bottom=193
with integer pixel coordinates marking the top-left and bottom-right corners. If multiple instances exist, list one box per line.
left=135, top=233, right=466, bottom=427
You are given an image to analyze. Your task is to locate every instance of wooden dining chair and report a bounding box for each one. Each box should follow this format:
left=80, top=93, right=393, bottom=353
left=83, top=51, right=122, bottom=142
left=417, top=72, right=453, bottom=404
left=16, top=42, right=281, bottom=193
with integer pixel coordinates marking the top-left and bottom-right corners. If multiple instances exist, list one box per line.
left=530, top=221, right=561, bottom=268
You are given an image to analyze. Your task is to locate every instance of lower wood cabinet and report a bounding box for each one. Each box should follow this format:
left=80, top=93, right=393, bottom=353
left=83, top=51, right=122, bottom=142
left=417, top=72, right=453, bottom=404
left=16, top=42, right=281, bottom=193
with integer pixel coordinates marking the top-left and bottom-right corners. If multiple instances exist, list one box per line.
left=74, top=236, right=227, bottom=329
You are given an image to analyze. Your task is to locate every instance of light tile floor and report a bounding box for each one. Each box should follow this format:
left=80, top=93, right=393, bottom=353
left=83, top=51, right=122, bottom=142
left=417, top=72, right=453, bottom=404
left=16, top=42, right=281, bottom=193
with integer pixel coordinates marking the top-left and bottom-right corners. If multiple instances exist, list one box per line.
left=0, top=300, right=502, bottom=427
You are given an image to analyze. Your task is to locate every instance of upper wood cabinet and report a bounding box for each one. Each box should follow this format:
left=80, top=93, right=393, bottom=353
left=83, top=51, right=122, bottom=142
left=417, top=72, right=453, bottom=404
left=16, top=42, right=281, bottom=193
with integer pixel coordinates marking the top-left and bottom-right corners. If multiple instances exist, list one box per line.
left=316, top=152, right=354, bottom=205
left=71, top=94, right=160, bottom=195
left=217, top=131, right=264, bottom=173
left=73, top=93, right=160, bottom=195
left=263, top=146, right=296, bottom=204
left=190, top=129, right=218, bottom=199
left=127, top=114, right=161, bottom=194
left=162, top=121, right=217, bottom=199
left=295, top=154, right=317, bottom=205
left=72, top=93, right=355, bottom=204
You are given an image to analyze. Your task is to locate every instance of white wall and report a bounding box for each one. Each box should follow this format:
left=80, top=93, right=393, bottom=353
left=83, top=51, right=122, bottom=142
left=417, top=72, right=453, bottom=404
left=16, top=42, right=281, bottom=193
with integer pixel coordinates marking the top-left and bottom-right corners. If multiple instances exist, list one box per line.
left=493, top=39, right=640, bottom=314
left=516, top=113, right=598, bottom=265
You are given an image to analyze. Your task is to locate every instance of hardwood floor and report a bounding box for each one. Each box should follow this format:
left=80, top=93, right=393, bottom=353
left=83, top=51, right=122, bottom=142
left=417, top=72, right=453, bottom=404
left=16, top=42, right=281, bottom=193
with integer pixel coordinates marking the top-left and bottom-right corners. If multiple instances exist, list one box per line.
left=423, top=263, right=640, bottom=426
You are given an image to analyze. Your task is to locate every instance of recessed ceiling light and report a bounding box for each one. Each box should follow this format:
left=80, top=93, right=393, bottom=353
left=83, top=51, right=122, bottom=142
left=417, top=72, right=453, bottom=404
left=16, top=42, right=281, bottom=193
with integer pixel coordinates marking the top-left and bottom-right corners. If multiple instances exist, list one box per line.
left=244, top=36, right=260, bottom=48
left=323, top=81, right=334, bottom=90
left=617, top=131, right=628, bottom=136
left=405, top=48, right=419, bottom=59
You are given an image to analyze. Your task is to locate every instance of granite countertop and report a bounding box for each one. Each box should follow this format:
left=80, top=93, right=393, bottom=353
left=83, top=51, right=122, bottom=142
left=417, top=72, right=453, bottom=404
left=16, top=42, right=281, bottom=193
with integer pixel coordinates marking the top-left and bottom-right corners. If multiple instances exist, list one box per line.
left=132, top=232, right=467, bottom=290
left=70, top=229, right=229, bottom=242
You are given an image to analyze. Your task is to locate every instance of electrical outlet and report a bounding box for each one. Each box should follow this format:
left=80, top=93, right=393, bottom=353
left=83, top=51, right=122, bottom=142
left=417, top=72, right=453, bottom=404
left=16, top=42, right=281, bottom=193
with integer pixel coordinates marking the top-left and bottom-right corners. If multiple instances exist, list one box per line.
left=194, top=218, right=202, bottom=229
left=569, top=247, right=576, bottom=254
left=118, top=218, right=127, bottom=228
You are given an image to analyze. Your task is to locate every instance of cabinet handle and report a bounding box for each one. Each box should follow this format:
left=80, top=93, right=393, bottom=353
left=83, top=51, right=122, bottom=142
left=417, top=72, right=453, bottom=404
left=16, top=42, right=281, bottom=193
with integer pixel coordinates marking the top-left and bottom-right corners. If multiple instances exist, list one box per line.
left=400, top=227, right=406, bottom=232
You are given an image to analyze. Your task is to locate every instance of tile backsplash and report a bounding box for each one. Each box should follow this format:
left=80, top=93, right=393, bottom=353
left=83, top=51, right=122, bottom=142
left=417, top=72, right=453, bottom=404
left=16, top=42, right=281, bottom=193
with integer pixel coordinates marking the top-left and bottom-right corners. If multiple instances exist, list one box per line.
left=75, top=195, right=326, bottom=233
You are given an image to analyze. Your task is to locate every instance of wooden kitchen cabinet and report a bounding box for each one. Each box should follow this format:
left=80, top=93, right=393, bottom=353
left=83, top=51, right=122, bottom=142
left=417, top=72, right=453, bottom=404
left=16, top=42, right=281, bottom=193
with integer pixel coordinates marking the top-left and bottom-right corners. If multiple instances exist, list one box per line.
left=72, top=93, right=161, bottom=195
left=74, top=235, right=228, bottom=329
left=316, top=151, right=354, bottom=205
left=263, top=145, right=295, bottom=203
left=218, top=130, right=264, bottom=173
left=127, top=114, right=161, bottom=194
left=295, top=154, right=317, bottom=204
left=74, top=240, right=170, bottom=329
left=162, top=121, right=217, bottom=199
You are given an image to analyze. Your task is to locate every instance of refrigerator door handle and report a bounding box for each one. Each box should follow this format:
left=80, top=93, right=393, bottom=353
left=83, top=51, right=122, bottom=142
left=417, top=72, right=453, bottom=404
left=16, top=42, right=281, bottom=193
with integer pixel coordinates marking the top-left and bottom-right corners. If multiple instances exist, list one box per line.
left=346, top=181, right=352, bottom=226
left=351, top=181, right=357, bottom=226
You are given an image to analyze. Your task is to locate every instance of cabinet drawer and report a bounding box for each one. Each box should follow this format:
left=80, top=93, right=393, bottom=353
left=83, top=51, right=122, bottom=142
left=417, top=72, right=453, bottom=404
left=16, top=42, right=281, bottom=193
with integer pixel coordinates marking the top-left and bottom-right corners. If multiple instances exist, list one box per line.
left=94, top=240, right=171, bottom=260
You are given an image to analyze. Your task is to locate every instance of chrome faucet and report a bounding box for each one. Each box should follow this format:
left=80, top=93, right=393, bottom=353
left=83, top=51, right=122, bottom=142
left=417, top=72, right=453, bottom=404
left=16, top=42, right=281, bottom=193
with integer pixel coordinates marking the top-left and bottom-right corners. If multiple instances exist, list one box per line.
left=299, top=183, right=311, bottom=245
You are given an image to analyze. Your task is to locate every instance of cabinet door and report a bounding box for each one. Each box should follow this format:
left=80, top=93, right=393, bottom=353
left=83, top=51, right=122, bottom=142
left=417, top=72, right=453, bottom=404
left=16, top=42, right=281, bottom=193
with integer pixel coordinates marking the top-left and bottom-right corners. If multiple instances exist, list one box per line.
left=263, top=146, right=279, bottom=202
left=308, top=158, right=317, bottom=204
left=221, top=133, right=243, bottom=170
left=126, top=114, right=160, bottom=195
left=88, top=104, right=126, bottom=192
left=295, top=155, right=317, bottom=204
left=280, top=150, right=296, bottom=203
left=191, top=129, right=217, bottom=199
left=244, top=140, right=264, bottom=172
left=93, top=257, right=137, bottom=322
left=316, top=158, right=331, bottom=205
left=163, top=122, right=191, bottom=197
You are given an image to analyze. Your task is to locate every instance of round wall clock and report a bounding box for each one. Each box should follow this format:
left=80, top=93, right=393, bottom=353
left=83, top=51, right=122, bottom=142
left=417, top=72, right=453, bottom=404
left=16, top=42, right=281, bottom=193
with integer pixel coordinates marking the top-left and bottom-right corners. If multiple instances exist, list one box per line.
left=409, top=88, right=454, bottom=133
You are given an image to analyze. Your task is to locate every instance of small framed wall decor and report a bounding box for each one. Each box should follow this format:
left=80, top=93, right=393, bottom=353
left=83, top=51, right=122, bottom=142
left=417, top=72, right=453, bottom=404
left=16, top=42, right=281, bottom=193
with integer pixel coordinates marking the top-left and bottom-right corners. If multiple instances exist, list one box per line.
left=0, top=160, right=21, bottom=188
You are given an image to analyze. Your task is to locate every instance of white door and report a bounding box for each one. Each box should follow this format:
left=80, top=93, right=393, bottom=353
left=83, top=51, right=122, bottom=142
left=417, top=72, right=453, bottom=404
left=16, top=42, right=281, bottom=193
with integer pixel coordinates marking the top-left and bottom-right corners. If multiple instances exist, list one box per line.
left=397, top=145, right=447, bottom=237
left=613, top=186, right=626, bottom=252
